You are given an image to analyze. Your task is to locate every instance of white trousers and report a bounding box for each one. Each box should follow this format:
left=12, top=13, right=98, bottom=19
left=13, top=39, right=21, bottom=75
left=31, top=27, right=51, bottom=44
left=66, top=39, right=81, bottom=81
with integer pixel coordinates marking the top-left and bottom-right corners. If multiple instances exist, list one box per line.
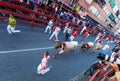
left=80, top=26, right=86, bottom=35
left=37, top=64, right=50, bottom=75
left=49, top=32, right=59, bottom=40
left=63, top=26, right=68, bottom=33
left=94, top=36, right=100, bottom=42
left=70, top=36, right=75, bottom=41
left=44, top=25, right=52, bottom=34
left=7, top=25, right=21, bottom=34
left=37, top=64, right=43, bottom=74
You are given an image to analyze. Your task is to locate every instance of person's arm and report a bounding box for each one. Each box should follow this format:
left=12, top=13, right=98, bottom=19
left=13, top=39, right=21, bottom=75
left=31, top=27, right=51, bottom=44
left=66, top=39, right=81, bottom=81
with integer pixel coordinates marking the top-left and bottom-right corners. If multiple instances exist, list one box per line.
left=108, top=62, right=120, bottom=81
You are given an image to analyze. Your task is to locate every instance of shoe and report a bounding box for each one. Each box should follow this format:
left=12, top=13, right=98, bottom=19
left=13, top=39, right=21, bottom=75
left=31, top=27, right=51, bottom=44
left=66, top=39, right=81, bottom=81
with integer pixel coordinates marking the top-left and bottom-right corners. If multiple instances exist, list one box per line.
left=8, top=33, right=12, bottom=35
left=49, top=38, right=52, bottom=40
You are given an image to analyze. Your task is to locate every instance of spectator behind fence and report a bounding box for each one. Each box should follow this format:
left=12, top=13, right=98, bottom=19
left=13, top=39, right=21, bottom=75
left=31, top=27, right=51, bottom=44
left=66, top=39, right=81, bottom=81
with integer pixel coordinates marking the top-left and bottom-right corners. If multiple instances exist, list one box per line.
left=108, top=62, right=120, bottom=81
left=84, top=60, right=107, bottom=76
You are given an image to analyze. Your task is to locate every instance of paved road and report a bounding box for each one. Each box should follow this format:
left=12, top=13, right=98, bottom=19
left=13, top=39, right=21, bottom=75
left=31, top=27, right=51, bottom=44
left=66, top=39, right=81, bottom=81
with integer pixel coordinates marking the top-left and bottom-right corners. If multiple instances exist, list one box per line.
left=0, top=20, right=114, bottom=81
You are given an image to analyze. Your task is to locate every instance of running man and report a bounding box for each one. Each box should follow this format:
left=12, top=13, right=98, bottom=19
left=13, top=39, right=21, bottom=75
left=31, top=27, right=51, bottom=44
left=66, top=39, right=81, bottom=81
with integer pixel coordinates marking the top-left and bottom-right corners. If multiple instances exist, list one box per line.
left=44, top=19, right=54, bottom=34
left=49, top=24, right=61, bottom=40
left=4, top=14, right=21, bottom=35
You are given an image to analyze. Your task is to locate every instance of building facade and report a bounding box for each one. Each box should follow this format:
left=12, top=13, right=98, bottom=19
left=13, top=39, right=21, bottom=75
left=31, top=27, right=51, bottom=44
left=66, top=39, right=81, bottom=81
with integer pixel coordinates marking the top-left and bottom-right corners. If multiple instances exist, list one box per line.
left=61, top=0, right=120, bottom=34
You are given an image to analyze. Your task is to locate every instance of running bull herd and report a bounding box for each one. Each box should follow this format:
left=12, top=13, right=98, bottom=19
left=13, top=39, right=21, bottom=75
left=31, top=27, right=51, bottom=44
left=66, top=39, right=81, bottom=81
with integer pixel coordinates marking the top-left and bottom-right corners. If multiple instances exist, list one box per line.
left=53, top=40, right=103, bottom=58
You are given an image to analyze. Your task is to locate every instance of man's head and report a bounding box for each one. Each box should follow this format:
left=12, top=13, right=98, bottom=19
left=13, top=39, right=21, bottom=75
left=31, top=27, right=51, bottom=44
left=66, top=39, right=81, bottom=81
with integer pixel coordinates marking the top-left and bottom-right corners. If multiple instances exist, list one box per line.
left=44, top=51, right=49, bottom=58
left=10, top=13, right=13, bottom=18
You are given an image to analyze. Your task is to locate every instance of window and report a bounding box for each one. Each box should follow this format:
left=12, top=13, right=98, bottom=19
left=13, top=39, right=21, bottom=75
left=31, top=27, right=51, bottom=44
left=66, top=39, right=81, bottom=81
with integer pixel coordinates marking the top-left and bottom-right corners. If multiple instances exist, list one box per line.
left=102, top=19, right=110, bottom=25
left=86, top=0, right=93, bottom=4
left=115, top=10, right=119, bottom=16
left=113, top=5, right=118, bottom=12
left=94, top=0, right=106, bottom=8
left=89, top=6, right=99, bottom=16
left=109, top=13, right=115, bottom=21
left=109, top=0, right=116, bottom=8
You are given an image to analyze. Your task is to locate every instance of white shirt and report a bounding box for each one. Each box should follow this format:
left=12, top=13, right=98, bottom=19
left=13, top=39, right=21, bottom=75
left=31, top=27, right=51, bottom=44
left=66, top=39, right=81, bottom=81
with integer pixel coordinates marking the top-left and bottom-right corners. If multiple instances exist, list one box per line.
left=48, top=20, right=53, bottom=27
left=54, top=27, right=60, bottom=33
left=41, top=56, right=50, bottom=68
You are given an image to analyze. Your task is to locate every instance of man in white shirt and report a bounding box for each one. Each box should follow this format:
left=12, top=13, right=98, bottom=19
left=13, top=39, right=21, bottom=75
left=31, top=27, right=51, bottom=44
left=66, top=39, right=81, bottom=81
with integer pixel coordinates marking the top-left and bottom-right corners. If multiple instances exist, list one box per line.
left=49, top=24, right=61, bottom=40
left=44, top=19, right=54, bottom=34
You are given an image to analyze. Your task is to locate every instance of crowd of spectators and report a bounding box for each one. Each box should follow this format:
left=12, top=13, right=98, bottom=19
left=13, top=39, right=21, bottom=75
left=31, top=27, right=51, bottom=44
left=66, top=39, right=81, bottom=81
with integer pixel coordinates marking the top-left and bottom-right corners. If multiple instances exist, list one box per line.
left=1, top=0, right=97, bottom=30
left=0, top=0, right=117, bottom=40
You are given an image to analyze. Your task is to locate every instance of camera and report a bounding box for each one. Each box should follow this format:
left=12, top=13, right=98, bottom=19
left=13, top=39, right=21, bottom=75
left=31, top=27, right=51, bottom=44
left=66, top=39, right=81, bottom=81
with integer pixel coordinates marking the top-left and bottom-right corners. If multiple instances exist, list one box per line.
left=97, top=52, right=120, bottom=65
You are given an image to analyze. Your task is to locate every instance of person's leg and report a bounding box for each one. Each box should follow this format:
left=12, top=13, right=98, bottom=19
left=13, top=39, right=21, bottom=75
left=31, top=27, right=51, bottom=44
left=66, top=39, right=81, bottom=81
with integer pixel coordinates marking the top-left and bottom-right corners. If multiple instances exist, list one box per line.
left=70, top=36, right=74, bottom=41
left=55, top=33, right=58, bottom=40
left=63, top=27, right=67, bottom=33
left=37, top=64, right=44, bottom=74
left=80, top=27, right=86, bottom=35
left=94, top=36, right=99, bottom=42
left=49, top=32, right=55, bottom=40
left=11, top=27, right=21, bottom=33
left=44, top=25, right=49, bottom=33
left=65, top=33, right=69, bottom=41
left=7, top=25, right=12, bottom=35
left=48, top=26, right=52, bottom=34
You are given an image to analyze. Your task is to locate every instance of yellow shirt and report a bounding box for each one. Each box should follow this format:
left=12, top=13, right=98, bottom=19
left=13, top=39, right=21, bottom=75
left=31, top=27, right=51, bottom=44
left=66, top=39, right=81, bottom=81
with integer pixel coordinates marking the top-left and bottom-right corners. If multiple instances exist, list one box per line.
left=9, top=17, right=16, bottom=28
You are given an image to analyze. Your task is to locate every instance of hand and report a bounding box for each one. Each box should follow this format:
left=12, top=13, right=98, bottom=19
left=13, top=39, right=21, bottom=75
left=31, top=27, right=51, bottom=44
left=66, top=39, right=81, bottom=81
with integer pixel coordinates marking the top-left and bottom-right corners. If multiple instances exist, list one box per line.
left=108, top=62, right=119, bottom=72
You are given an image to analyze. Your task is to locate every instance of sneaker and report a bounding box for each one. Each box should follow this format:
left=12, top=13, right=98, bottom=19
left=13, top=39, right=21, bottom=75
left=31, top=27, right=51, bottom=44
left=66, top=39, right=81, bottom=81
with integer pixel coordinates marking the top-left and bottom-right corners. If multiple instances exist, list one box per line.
left=49, top=38, right=51, bottom=40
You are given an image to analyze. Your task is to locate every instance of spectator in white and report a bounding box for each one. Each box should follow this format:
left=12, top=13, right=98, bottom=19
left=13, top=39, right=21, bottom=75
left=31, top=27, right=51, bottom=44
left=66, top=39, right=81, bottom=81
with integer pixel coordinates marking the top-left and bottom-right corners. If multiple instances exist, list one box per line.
left=63, top=22, right=69, bottom=33
left=49, top=24, right=61, bottom=40
left=37, top=51, right=50, bottom=74
left=72, top=16, right=76, bottom=23
left=44, top=19, right=54, bottom=34
left=80, top=25, right=86, bottom=35
left=94, top=32, right=102, bottom=42
left=4, top=14, right=21, bottom=35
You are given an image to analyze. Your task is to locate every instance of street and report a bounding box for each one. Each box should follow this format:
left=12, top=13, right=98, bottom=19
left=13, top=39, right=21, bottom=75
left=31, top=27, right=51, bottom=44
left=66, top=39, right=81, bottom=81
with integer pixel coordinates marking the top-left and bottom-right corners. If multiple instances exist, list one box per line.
left=0, top=21, right=114, bottom=81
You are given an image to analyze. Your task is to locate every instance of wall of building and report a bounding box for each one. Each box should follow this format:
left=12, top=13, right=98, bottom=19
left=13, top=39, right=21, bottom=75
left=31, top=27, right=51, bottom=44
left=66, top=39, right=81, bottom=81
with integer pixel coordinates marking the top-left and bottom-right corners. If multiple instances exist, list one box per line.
left=62, top=0, right=120, bottom=30
left=78, top=0, right=107, bottom=27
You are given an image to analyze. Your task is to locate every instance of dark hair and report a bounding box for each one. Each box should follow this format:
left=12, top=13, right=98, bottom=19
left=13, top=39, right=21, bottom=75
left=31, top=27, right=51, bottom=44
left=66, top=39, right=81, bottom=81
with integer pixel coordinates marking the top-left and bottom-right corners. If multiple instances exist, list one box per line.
left=45, top=51, right=49, bottom=56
